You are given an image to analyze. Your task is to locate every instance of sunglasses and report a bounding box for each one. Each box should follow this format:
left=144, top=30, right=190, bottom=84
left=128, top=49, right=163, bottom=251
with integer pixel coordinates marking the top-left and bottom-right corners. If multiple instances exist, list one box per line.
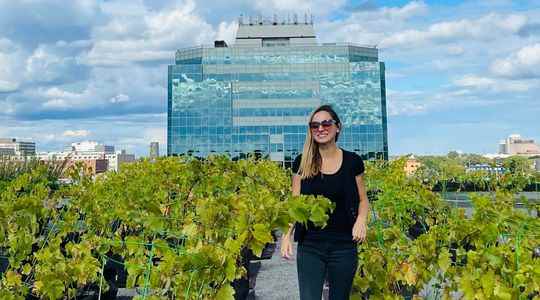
left=309, top=119, right=337, bottom=130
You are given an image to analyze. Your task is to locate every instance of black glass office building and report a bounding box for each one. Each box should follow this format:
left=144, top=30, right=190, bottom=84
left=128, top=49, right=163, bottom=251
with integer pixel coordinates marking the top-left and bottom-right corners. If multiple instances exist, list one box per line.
left=168, top=19, right=388, bottom=163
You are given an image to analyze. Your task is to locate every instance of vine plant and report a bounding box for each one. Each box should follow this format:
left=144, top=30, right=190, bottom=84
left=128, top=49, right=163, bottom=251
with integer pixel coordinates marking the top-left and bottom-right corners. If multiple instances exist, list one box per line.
left=0, top=155, right=333, bottom=300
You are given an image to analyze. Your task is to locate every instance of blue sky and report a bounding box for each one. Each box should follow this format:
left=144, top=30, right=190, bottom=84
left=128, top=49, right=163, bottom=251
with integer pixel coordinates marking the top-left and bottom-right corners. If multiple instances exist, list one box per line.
left=1, top=0, right=539, bottom=157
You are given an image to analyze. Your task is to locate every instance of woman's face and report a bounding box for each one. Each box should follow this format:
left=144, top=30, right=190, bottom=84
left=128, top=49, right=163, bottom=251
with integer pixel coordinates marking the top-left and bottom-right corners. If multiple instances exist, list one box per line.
left=310, top=110, right=339, bottom=145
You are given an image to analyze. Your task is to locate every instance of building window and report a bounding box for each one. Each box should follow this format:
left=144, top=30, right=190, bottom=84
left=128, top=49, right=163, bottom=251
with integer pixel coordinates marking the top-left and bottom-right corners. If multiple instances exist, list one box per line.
left=262, top=38, right=290, bottom=47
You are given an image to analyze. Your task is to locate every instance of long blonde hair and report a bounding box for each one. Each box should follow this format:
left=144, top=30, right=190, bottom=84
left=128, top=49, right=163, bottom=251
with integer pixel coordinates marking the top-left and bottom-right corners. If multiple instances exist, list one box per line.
left=298, top=105, right=341, bottom=179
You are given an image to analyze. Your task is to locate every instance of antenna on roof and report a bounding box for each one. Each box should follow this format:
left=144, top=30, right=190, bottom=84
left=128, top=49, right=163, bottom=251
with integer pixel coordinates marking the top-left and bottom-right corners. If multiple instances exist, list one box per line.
left=310, top=13, right=313, bottom=24
left=304, top=12, right=308, bottom=24
left=287, top=13, right=290, bottom=24
left=239, top=14, right=244, bottom=26
left=273, top=13, right=278, bottom=25
left=249, top=15, right=253, bottom=26
left=293, top=13, right=298, bottom=25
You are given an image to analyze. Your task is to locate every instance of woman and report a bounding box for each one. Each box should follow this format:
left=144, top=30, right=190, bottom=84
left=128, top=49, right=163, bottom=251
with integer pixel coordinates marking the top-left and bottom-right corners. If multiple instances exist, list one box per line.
left=280, top=104, right=369, bottom=300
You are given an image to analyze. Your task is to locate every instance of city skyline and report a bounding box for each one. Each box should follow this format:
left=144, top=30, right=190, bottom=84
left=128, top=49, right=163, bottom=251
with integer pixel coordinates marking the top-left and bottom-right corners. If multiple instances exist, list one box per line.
left=1, top=0, right=539, bottom=157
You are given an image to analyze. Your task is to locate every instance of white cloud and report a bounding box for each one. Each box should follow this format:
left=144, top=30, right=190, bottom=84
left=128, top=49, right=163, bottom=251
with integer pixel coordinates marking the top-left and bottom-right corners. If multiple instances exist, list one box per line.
left=24, top=42, right=90, bottom=84
left=253, top=0, right=346, bottom=16
left=82, top=0, right=216, bottom=66
left=36, top=87, right=89, bottom=109
left=0, top=38, right=25, bottom=92
left=145, top=1, right=214, bottom=47
left=316, top=1, right=427, bottom=45
left=380, top=14, right=528, bottom=48
left=0, top=80, right=18, bottom=93
left=446, top=45, right=465, bottom=56
left=63, top=130, right=91, bottom=137
left=2, top=63, right=165, bottom=119
left=454, top=75, right=494, bottom=87
left=216, top=21, right=238, bottom=45
left=0, top=37, right=17, bottom=51
left=0, top=126, right=9, bottom=138
left=26, top=46, right=66, bottom=82
left=110, top=94, right=130, bottom=103
left=42, top=99, right=70, bottom=109
left=377, top=1, right=427, bottom=20
left=490, top=43, right=540, bottom=78
left=144, top=127, right=166, bottom=147
left=386, top=89, right=428, bottom=116
left=388, top=101, right=427, bottom=116
left=453, top=75, right=531, bottom=92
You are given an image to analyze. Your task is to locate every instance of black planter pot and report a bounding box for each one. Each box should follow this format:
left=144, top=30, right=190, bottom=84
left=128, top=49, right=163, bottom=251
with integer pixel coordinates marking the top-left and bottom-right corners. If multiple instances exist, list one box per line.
left=247, top=242, right=277, bottom=261
left=232, top=247, right=252, bottom=300
left=232, top=247, right=266, bottom=300
left=407, top=220, right=429, bottom=240
left=0, top=256, right=8, bottom=275
left=97, top=253, right=127, bottom=299
left=449, top=241, right=475, bottom=266
left=73, top=253, right=127, bottom=300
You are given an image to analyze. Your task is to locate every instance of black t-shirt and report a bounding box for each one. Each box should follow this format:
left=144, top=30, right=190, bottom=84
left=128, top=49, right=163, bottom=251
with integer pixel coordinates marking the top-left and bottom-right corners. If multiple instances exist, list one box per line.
left=292, top=148, right=365, bottom=241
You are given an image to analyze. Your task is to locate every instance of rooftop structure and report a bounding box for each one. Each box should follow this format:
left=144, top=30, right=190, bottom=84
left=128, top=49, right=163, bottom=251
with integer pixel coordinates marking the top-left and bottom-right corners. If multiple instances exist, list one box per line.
left=67, top=141, right=115, bottom=153
left=498, top=134, right=540, bottom=156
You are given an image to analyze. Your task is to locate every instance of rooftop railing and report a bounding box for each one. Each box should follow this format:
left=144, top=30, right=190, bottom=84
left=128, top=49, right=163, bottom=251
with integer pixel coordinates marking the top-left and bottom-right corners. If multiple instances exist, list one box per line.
left=175, top=42, right=378, bottom=53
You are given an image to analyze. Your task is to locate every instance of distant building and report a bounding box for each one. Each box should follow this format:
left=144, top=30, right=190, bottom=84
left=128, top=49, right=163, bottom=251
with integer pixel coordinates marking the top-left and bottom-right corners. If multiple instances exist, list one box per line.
left=0, top=138, right=36, bottom=157
left=116, top=150, right=136, bottom=170
left=531, top=156, right=540, bottom=172
left=63, top=159, right=109, bottom=175
left=498, top=134, right=540, bottom=156
left=404, top=155, right=421, bottom=176
left=67, top=141, right=115, bottom=153
left=38, top=141, right=135, bottom=172
left=150, top=142, right=159, bottom=159
left=484, top=153, right=510, bottom=160
left=466, top=163, right=505, bottom=175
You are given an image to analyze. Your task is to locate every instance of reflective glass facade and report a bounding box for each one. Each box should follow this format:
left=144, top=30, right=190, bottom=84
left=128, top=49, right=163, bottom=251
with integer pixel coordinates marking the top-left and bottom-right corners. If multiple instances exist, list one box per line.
left=168, top=44, right=388, bottom=163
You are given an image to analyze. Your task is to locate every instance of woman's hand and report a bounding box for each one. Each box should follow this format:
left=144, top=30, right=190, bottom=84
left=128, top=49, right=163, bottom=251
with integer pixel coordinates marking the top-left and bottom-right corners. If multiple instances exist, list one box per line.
left=352, top=218, right=367, bottom=243
left=280, top=233, right=294, bottom=260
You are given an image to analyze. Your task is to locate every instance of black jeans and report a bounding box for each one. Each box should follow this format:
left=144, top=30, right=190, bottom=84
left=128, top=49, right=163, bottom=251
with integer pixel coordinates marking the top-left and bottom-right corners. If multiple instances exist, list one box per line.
left=297, top=238, right=358, bottom=300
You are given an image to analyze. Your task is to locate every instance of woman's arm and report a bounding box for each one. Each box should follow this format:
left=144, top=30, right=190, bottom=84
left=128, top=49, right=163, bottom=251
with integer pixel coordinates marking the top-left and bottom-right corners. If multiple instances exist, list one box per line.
left=352, top=174, right=369, bottom=242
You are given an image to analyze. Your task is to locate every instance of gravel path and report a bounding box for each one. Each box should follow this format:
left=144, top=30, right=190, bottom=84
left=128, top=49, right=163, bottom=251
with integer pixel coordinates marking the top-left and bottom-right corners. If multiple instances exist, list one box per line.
left=254, top=237, right=299, bottom=300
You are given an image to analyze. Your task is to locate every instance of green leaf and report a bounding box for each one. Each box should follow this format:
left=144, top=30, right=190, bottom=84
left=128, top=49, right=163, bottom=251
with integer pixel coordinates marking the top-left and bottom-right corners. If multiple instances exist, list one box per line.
left=493, top=284, right=512, bottom=300
left=485, top=253, right=502, bottom=268
left=250, top=241, right=265, bottom=258
left=5, top=271, right=22, bottom=287
left=309, top=205, right=328, bottom=227
left=21, top=264, right=32, bottom=275
left=288, top=206, right=309, bottom=223
left=215, top=284, right=235, bottom=300
left=438, top=249, right=451, bottom=273
left=252, top=223, right=272, bottom=244
left=480, top=271, right=495, bottom=295
left=225, top=258, right=237, bottom=281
